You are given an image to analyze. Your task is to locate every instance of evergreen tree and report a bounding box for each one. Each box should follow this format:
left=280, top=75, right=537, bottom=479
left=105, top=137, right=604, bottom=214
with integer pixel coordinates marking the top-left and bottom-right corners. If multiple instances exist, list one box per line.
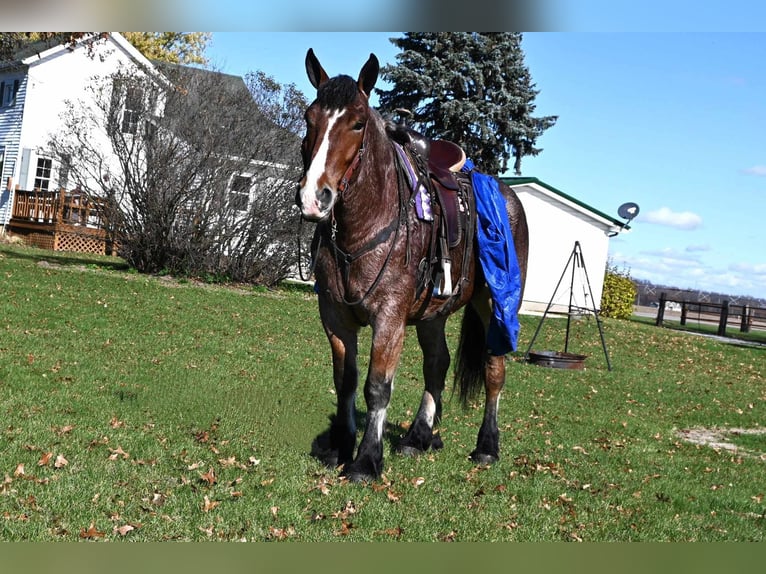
left=122, top=33, right=211, bottom=66
left=377, top=32, right=557, bottom=175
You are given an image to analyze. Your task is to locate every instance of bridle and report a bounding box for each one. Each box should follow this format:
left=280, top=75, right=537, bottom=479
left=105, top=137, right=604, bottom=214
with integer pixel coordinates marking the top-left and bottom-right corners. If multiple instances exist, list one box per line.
left=298, top=111, right=410, bottom=307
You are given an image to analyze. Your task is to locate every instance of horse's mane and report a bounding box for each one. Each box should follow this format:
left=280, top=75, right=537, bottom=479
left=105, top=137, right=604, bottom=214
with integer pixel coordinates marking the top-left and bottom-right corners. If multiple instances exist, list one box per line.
left=316, top=75, right=359, bottom=111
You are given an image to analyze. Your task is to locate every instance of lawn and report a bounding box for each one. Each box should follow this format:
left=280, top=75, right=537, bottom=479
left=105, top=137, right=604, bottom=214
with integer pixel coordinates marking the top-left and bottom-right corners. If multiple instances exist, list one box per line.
left=1, top=244, right=764, bottom=542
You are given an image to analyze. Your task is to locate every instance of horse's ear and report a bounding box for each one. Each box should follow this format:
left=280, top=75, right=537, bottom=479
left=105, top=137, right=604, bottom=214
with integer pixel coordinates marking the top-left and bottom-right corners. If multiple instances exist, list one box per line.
left=357, top=53, right=379, bottom=98
left=306, top=48, right=329, bottom=90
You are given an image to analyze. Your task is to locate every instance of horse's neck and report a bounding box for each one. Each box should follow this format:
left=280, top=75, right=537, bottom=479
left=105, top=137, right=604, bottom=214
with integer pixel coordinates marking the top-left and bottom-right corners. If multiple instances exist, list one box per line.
left=334, top=128, right=399, bottom=244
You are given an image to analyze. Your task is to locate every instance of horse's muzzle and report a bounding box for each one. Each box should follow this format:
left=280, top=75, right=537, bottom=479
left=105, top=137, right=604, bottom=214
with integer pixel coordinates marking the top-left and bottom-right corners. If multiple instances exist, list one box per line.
left=296, top=184, right=334, bottom=221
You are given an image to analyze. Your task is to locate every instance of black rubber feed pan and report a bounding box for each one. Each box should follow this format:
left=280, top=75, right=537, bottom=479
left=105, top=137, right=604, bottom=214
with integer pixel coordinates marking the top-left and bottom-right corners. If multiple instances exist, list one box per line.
left=527, top=350, right=587, bottom=370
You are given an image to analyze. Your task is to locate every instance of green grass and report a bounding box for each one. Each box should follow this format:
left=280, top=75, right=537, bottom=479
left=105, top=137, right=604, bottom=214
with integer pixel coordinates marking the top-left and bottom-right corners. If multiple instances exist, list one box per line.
left=1, top=244, right=765, bottom=541
left=632, top=313, right=766, bottom=346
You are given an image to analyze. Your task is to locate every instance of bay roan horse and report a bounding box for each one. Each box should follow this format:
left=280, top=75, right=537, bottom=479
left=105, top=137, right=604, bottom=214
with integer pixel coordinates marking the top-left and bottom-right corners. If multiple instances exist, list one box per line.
left=296, top=49, right=529, bottom=482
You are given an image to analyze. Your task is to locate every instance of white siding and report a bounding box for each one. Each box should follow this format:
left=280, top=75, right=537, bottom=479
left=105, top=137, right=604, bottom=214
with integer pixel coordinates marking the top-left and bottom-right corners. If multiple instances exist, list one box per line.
left=511, top=183, right=619, bottom=315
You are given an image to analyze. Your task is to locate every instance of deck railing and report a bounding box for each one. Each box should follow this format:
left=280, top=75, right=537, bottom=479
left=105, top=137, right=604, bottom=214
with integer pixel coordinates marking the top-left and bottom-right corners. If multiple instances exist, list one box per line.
left=11, top=188, right=106, bottom=229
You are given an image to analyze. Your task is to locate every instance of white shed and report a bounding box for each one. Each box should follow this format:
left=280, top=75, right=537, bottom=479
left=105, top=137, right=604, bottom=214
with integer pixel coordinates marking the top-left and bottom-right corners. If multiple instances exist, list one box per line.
left=502, top=176, right=629, bottom=316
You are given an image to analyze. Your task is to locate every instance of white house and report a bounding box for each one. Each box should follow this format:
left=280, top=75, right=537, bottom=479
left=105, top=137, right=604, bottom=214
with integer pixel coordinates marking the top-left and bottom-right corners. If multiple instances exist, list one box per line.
left=502, top=176, right=630, bottom=315
left=0, top=33, right=163, bottom=229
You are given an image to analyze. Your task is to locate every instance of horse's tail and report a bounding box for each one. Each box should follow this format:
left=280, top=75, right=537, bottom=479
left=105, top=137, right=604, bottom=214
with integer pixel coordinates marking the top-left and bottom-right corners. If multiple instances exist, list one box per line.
left=454, top=301, right=487, bottom=407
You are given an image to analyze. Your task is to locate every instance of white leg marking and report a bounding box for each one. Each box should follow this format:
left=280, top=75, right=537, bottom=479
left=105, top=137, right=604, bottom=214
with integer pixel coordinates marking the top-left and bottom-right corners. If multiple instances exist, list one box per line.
left=418, top=391, right=437, bottom=427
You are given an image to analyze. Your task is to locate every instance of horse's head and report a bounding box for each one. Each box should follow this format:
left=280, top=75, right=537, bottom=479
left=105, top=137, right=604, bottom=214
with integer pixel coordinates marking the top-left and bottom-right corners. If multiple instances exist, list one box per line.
left=296, top=48, right=380, bottom=221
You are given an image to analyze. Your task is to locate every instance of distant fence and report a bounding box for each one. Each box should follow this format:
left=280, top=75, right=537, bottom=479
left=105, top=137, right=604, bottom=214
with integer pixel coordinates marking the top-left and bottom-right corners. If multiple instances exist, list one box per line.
left=655, top=292, right=766, bottom=336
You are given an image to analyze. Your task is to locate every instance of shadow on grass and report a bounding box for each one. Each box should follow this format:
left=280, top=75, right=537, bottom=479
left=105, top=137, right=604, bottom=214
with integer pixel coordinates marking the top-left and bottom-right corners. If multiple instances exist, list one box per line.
left=310, top=410, right=407, bottom=470
left=1, top=244, right=130, bottom=272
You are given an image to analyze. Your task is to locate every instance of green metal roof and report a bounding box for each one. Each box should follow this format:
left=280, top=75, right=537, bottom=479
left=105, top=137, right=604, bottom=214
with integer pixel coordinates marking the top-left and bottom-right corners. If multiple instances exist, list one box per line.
left=500, top=176, right=630, bottom=230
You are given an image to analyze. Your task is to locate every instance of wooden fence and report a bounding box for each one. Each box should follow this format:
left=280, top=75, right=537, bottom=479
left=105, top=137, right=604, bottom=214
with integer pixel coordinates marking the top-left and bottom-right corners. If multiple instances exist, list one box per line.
left=11, top=188, right=106, bottom=228
left=655, top=292, right=766, bottom=336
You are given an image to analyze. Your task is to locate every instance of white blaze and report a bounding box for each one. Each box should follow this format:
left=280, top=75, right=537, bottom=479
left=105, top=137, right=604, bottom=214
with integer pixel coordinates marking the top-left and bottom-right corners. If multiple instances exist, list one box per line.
left=299, top=109, right=345, bottom=217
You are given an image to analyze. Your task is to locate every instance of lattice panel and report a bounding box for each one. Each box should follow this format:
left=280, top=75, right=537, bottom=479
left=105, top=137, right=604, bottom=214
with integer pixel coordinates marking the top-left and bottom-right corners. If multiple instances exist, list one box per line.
left=55, top=232, right=106, bottom=255
left=12, top=230, right=55, bottom=251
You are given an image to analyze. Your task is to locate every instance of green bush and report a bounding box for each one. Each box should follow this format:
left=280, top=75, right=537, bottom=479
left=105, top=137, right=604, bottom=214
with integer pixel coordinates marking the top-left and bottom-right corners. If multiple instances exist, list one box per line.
left=600, top=262, right=637, bottom=319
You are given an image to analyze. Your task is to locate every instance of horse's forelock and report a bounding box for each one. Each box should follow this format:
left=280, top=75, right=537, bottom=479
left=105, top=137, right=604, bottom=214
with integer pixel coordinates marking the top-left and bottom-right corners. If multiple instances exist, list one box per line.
left=316, top=75, right=360, bottom=110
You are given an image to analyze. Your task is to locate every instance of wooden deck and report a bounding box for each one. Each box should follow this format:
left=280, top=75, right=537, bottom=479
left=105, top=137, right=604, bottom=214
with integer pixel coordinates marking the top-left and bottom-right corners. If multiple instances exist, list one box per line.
left=8, top=188, right=117, bottom=256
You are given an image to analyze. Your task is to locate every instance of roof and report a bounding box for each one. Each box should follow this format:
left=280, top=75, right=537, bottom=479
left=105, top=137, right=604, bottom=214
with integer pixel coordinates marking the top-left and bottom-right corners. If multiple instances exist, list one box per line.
left=500, top=175, right=631, bottom=233
left=0, top=33, right=162, bottom=79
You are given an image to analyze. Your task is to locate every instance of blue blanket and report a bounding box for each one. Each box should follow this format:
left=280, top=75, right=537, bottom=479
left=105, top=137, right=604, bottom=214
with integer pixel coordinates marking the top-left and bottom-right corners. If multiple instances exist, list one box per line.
left=462, top=159, right=522, bottom=355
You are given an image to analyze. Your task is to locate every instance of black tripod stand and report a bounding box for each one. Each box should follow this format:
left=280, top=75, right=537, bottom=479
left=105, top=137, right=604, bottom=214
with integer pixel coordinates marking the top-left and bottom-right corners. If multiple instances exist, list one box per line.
left=524, top=241, right=612, bottom=371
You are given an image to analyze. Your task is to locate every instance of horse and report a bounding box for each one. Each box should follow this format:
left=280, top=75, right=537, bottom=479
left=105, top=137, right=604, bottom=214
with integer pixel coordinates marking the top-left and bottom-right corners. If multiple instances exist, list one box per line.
left=296, top=48, right=529, bottom=482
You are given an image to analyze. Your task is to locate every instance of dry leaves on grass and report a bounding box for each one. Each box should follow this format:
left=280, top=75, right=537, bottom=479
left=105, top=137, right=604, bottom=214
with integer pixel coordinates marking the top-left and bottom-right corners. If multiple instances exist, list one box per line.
left=79, top=523, right=105, bottom=540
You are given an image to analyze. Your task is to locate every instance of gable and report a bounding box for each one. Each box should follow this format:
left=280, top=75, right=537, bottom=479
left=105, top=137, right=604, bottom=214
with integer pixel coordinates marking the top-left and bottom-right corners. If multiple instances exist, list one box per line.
left=502, top=176, right=628, bottom=235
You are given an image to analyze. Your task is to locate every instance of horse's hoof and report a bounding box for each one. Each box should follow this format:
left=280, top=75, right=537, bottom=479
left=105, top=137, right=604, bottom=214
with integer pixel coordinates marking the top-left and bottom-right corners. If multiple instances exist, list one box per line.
left=344, top=471, right=375, bottom=483
left=341, top=460, right=381, bottom=483
left=470, top=451, right=499, bottom=465
left=397, top=444, right=425, bottom=458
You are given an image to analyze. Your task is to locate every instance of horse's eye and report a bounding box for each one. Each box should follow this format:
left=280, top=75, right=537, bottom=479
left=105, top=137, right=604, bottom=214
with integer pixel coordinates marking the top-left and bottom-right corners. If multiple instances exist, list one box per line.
left=352, top=121, right=365, bottom=131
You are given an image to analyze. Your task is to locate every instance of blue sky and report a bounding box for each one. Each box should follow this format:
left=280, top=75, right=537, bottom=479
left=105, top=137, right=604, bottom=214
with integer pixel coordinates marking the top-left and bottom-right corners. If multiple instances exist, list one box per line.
left=205, top=31, right=766, bottom=300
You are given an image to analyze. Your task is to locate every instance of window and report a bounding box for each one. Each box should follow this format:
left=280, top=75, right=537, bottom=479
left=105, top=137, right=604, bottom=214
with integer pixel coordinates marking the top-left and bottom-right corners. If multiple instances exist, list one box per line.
left=229, top=175, right=251, bottom=212
left=0, top=147, right=5, bottom=183
left=33, top=157, right=53, bottom=191
left=121, top=86, right=143, bottom=134
left=0, top=79, right=20, bottom=107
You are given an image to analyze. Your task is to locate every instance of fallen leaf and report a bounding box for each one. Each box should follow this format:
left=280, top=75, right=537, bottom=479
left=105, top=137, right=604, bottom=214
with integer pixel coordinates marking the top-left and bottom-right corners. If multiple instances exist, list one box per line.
left=202, top=496, right=220, bottom=512
left=386, top=490, right=401, bottom=503
left=54, top=454, right=69, bottom=469
left=13, top=463, right=25, bottom=477
left=79, top=523, right=105, bottom=540
left=199, top=468, right=216, bottom=486
left=269, top=525, right=295, bottom=540
left=114, top=524, right=136, bottom=536
left=56, top=425, right=75, bottom=436
left=412, top=477, right=425, bottom=487
left=108, top=446, right=130, bottom=461
left=38, top=452, right=53, bottom=466
left=219, top=456, right=237, bottom=468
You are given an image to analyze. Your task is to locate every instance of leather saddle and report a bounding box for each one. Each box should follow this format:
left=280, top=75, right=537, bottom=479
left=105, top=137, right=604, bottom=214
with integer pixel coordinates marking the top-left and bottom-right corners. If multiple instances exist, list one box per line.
left=387, top=124, right=469, bottom=248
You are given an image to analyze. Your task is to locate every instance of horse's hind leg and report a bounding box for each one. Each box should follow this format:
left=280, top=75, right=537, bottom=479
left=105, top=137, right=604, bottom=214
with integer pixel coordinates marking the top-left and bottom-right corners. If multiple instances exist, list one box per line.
left=471, top=290, right=506, bottom=464
left=397, top=316, right=449, bottom=456
left=457, top=288, right=506, bottom=464
left=472, top=353, right=505, bottom=463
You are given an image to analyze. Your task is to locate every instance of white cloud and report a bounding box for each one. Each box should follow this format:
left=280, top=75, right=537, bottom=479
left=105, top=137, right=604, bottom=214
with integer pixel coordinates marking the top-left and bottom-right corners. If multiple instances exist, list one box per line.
left=640, top=207, right=702, bottom=230
left=741, top=165, right=766, bottom=176
left=685, top=244, right=711, bottom=253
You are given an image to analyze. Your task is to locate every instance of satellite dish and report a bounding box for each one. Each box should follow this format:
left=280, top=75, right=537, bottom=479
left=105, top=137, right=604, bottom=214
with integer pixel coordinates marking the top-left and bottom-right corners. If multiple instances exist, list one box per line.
left=617, top=202, right=640, bottom=223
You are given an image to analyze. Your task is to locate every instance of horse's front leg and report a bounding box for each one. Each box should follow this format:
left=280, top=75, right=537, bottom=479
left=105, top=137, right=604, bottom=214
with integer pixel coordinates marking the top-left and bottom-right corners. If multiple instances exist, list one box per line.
left=343, top=320, right=406, bottom=482
left=397, top=316, right=449, bottom=456
left=312, top=305, right=359, bottom=469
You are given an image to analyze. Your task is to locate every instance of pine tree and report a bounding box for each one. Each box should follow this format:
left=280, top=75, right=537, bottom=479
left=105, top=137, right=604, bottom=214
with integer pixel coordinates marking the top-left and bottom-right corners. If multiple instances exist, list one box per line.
left=377, top=33, right=557, bottom=175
